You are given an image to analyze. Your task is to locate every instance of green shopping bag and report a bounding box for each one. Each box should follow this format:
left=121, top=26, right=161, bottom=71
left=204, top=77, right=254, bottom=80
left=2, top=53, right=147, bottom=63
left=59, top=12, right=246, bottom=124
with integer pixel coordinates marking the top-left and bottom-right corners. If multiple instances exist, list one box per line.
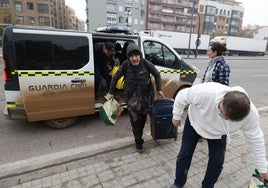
left=249, top=169, right=268, bottom=188
left=99, top=99, right=124, bottom=125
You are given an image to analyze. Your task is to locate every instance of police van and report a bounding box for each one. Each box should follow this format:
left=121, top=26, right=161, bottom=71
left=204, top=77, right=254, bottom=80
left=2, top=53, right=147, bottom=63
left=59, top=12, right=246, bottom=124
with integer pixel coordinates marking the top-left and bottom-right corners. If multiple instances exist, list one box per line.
left=2, top=26, right=199, bottom=128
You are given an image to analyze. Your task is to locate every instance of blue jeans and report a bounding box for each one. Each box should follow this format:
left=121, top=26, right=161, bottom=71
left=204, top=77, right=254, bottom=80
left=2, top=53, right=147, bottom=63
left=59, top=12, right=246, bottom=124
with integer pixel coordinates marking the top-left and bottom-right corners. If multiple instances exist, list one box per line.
left=174, top=116, right=226, bottom=188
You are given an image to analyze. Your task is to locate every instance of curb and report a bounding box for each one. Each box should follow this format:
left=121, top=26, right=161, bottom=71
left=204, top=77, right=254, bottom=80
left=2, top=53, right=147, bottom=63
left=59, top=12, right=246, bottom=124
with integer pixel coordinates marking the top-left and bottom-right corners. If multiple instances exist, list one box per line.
left=0, top=136, right=134, bottom=180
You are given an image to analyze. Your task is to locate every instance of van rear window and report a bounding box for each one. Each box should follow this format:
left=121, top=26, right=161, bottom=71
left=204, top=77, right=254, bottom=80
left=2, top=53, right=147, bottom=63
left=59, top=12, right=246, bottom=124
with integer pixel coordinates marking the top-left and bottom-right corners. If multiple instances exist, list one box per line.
left=14, top=33, right=89, bottom=70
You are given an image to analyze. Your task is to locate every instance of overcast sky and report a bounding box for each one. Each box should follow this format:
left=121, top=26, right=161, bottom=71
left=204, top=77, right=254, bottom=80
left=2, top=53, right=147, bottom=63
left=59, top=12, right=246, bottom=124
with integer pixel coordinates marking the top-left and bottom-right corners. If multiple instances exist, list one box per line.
left=236, top=0, right=268, bottom=26
left=65, top=0, right=268, bottom=26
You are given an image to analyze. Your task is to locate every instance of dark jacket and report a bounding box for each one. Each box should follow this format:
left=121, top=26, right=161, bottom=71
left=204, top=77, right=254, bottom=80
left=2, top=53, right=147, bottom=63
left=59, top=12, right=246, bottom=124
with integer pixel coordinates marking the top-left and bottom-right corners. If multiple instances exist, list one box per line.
left=109, top=43, right=162, bottom=99
left=93, top=42, right=114, bottom=69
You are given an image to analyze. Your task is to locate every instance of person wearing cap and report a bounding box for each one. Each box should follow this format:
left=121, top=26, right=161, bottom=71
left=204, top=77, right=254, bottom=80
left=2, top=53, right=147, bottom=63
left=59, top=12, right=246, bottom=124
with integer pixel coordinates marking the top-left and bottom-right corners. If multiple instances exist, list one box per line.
left=170, top=82, right=268, bottom=188
left=107, top=42, right=165, bottom=152
left=93, top=41, right=117, bottom=97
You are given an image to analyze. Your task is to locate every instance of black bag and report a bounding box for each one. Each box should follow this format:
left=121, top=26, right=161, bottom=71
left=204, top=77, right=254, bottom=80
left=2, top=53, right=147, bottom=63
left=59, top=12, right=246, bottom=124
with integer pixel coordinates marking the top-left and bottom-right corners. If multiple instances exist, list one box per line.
left=127, top=83, right=154, bottom=113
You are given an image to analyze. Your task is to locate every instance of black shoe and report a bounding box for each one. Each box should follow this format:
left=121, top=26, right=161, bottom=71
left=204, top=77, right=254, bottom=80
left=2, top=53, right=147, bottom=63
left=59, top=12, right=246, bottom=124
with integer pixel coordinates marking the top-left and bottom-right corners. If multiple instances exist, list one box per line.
left=135, top=145, right=144, bottom=153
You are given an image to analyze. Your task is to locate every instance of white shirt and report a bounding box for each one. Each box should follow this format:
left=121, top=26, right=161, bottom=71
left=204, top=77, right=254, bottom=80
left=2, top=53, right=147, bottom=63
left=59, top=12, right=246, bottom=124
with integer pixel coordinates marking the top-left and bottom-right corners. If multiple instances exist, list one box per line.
left=173, top=82, right=267, bottom=173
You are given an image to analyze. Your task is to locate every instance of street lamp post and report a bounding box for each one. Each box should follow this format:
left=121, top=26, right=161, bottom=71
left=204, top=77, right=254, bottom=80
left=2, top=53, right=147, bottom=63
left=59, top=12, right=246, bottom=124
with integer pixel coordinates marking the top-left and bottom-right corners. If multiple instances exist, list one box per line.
left=187, top=3, right=200, bottom=59
left=187, top=11, right=194, bottom=59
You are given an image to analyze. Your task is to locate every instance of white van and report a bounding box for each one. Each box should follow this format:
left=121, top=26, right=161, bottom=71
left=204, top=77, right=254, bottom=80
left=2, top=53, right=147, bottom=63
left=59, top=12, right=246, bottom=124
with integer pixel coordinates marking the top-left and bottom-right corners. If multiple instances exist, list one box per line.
left=2, top=26, right=198, bottom=128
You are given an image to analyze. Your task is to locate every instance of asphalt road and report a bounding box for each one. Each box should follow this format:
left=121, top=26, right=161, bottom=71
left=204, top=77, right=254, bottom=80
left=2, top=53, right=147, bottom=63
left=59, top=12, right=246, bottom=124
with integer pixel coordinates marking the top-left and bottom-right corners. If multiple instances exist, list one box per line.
left=0, top=54, right=268, bottom=166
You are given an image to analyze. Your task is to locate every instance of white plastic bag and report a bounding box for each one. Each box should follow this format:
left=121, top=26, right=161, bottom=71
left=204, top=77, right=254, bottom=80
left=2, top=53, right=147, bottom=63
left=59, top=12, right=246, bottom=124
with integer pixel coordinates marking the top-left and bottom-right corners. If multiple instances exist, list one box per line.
left=99, top=99, right=124, bottom=125
left=249, top=169, right=268, bottom=188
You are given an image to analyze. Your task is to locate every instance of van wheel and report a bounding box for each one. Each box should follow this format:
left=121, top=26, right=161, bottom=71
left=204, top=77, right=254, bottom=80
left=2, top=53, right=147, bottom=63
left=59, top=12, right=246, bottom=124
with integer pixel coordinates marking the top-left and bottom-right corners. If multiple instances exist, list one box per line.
left=45, top=117, right=78, bottom=129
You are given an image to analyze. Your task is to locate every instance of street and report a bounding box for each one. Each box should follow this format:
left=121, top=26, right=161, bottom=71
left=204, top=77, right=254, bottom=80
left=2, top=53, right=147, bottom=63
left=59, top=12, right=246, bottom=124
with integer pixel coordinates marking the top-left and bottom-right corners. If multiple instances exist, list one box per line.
left=0, top=54, right=268, bottom=167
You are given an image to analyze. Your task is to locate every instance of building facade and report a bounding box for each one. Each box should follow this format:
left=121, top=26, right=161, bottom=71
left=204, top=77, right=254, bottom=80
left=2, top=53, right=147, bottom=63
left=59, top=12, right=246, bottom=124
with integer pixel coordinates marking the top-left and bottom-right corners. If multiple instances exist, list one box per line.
left=86, top=0, right=244, bottom=37
left=86, top=0, right=147, bottom=33
left=199, top=0, right=244, bottom=37
left=146, top=0, right=244, bottom=37
left=0, top=0, right=84, bottom=31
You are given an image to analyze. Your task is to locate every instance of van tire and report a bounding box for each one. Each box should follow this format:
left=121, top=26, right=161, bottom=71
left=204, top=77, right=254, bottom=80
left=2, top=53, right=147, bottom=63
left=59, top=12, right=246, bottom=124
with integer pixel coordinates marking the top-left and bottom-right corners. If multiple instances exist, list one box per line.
left=45, top=117, right=78, bottom=129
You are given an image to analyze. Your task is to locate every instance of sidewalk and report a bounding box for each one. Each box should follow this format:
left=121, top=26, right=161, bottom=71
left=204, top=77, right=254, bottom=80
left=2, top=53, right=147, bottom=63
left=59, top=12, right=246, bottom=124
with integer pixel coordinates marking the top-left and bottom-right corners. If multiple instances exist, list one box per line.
left=1, top=110, right=268, bottom=188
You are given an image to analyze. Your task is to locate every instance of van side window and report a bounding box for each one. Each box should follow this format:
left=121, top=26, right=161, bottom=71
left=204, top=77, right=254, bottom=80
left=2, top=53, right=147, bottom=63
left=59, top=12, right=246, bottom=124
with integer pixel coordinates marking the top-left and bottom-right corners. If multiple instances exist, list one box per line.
left=143, top=41, right=180, bottom=69
left=14, top=33, right=89, bottom=70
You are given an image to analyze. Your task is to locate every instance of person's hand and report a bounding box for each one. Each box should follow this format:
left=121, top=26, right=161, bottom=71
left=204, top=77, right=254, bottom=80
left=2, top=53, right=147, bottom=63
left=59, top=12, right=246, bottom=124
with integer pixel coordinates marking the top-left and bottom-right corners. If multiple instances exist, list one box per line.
left=112, top=56, right=119, bottom=66
left=157, top=90, right=165, bottom=99
left=259, top=172, right=268, bottom=184
left=105, top=93, right=114, bottom=100
left=172, top=118, right=181, bottom=127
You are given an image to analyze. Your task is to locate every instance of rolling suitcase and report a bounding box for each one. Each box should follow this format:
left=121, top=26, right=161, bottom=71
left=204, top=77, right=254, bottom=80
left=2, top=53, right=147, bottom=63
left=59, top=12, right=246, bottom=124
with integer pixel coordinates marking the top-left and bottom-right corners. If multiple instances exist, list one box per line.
left=150, top=98, right=178, bottom=141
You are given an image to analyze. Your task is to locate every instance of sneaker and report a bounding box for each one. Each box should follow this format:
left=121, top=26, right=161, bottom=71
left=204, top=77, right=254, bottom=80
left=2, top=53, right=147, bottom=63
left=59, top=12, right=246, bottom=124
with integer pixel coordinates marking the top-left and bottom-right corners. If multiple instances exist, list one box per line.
left=135, top=145, right=144, bottom=153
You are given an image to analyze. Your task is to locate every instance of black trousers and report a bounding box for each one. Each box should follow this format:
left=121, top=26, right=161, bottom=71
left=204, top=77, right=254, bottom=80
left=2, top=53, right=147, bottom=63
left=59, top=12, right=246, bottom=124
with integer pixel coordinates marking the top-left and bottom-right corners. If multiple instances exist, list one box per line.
left=128, top=108, right=148, bottom=146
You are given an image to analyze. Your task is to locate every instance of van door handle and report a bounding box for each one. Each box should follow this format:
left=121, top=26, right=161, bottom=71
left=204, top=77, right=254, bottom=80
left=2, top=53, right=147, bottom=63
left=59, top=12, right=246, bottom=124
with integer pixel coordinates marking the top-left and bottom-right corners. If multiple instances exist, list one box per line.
left=71, top=78, right=86, bottom=83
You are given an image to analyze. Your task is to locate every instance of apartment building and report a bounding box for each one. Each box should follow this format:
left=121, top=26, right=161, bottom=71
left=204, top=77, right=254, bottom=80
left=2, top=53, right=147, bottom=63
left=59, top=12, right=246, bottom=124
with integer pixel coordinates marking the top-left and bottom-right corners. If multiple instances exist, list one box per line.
left=146, top=0, right=244, bottom=37
left=86, top=0, right=147, bottom=32
left=0, top=0, right=84, bottom=30
left=199, top=0, right=244, bottom=36
left=86, top=0, right=244, bottom=36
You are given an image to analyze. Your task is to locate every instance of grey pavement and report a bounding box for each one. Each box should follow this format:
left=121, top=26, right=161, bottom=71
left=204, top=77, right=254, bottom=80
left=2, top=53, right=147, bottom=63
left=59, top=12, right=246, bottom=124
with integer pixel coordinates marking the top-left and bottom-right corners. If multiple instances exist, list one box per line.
left=1, top=107, right=268, bottom=188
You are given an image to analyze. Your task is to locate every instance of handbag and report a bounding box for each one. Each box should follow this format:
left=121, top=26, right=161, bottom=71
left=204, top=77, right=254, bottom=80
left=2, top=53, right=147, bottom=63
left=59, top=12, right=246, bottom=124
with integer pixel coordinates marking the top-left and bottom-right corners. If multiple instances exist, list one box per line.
left=99, top=99, right=124, bottom=125
left=248, top=169, right=268, bottom=188
left=127, top=83, right=154, bottom=113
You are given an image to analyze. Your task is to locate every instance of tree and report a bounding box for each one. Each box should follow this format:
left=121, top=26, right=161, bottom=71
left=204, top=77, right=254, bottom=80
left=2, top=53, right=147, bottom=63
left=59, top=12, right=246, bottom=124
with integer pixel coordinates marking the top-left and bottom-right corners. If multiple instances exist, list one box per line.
left=0, top=7, right=16, bottom=25
left=236, top=25, right=255, bottom=38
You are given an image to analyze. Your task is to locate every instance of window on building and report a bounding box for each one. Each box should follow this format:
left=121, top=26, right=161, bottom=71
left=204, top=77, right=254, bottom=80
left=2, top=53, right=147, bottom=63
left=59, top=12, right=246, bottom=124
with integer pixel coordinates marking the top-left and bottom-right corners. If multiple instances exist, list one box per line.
left=125, top=7, right=132, bottom=14
left=206, top=6, right=216, bottom=15
left=135, top=8, right=138, bottom=14
left=16, top=16, right=24, bottom=24
left=118, top=6, right=123, bottom=12
left=38, top=4, right=49, bottom=14
left=119, top=16, right=124, bottom=23
left=39, top=16, right=50, bottom=26
left=204, top=15, right=215, bottom=35
left=107, top=16, right=117, bottom=24
left=140, top=9, right=145, bottom=16
left=15, top=1, right=23, bottom=12
left=29, top=16, right=35, bottom=24
left=27, top=2, right=34, bottom=10
left=1, top=0, right=9, bottom=8
left=107, top=5, right=117, bottom=13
